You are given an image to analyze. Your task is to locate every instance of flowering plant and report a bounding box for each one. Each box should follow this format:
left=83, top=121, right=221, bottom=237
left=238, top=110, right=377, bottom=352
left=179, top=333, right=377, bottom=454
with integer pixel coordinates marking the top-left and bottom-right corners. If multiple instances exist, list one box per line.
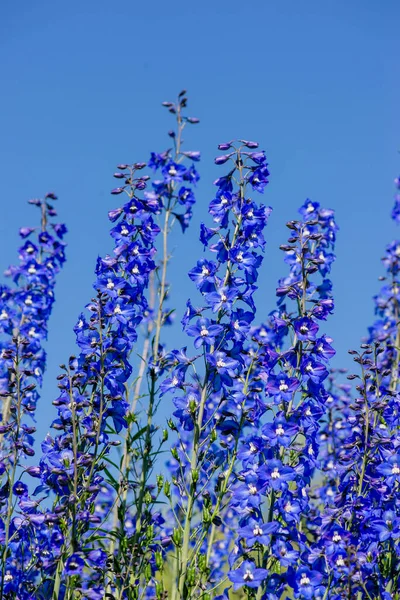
left=0, top=92, right=399, bottom=600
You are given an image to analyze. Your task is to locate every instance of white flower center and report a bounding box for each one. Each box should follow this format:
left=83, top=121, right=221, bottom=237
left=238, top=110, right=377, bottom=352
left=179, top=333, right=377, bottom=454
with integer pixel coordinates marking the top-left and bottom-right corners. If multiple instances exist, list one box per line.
left=121, top=226, right=129, bottom=236
left=300, top=574, right=310, bottom=586
left=333, top=532, right=342, bottom=543
left=28, top=266, right=36, bottom=274
left=249, top=442, right=257, bottom=454
left=236, top=252, right=244, bottom=262
left=271, top=467, right=280, bottom=479
left=25, top=296, right=33, bottom=305
left=253, top=526, right=263, bottom=536
left=248, top=484, right=258, bottom=495
left=168, top=166, right=177, bottom=176
left=279, top=382, right=288, bottom=392
left=0, top=310, right=8, bottom=320
left=391, top=463, right=400, bottom=475
left=221, top=196, right=228, bottom=205
left=114, top=305, right=122, bottom=314
left=107, top=279, right=115, bottom=289
left=201, top=266, right=210, bottom=276
left=200, top=327, right=209, bottom=337
left=243, top=570, right=254, bottom=582
left=28, top=327, right=36, bottom=336
left=217, top=359, right=226, bottom=368
left=275, top=425, right=285, bottom=436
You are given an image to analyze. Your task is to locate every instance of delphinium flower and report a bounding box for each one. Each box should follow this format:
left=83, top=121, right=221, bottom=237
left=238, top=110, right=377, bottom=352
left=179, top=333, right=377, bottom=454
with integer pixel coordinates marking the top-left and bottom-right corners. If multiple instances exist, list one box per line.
left=227, top=199, right=338, bottom=599
left=105, top=91, right=201, bottom=600
left=0, top=194, right=67, bottom=597
left=158, top=140, right=272, bottom=599
left=312, top=175, right=400, bottom=599
left=16, top=165, right=162, bottom=600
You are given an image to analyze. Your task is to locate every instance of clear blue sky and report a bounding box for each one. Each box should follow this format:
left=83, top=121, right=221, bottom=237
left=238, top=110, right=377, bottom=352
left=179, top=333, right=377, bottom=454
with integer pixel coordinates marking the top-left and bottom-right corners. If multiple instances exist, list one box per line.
left=0, top=1, right=399, bottom=443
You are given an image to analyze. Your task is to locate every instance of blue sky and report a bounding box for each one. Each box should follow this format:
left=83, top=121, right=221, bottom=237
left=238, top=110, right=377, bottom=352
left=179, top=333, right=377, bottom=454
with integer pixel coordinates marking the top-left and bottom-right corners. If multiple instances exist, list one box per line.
left=0, top=0, right=399, bottom=442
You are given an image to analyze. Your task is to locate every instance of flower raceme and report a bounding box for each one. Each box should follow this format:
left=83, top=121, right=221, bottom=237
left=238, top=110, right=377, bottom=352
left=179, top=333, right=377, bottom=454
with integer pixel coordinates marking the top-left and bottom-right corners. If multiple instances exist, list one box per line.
left=226, top=199, right=338, bottom=599
left=314, top=175, right=400, bottom=598
left=0, top=194, right=66, bottom=598
left=160, top=140, right=272, bottom=598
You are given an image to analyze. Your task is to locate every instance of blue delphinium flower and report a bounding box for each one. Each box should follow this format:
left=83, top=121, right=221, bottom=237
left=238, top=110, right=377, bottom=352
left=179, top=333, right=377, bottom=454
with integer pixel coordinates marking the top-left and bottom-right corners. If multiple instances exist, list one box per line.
left=228, top=560, right=269, bottom=590
left=0, top=193, right=66, bottom=597
left=8, top=165, right=162, bottom=599
left=228, top=198, right=338, bottom=598
left=314, top=174, right=400, bottom=598
left=161, top=140, right=272, bottom=596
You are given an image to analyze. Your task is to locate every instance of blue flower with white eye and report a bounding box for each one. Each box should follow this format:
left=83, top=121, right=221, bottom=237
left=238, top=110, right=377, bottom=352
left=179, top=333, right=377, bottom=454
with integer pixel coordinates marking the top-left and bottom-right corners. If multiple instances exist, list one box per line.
left=289, top=567, right=324, bottom=599
left=264, top=373, right=300, bottom=403
left=276, top=494, right=303, bottom=523
left=228, top=560, right=269, bottom=590
left=248, top=165, right=270, bottom=193
left=237, top=436, right=263, bottom=466
left=188, top=259, right=217, bottom=292
left=263, top=459, right=296, bottom=491
left=206, top=285, right=238, bottom=314
left=262, top=416, right=298, bottom=447
left=160, top=371, right=185, bottom=396
left=293, top=317, right=319, bottom=341
left=232, top=471, right=268, bottom=509
left=185, top=317, right=224, bottom=348
left=209, top=192, right=232, bottom=225
left=300, top=357, right=328, bottom=383
left=312, top=335, right=335, bottom=361
left=161, top=161, right=187, bottom=183
left=238, top=518, right=279, bottom=546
